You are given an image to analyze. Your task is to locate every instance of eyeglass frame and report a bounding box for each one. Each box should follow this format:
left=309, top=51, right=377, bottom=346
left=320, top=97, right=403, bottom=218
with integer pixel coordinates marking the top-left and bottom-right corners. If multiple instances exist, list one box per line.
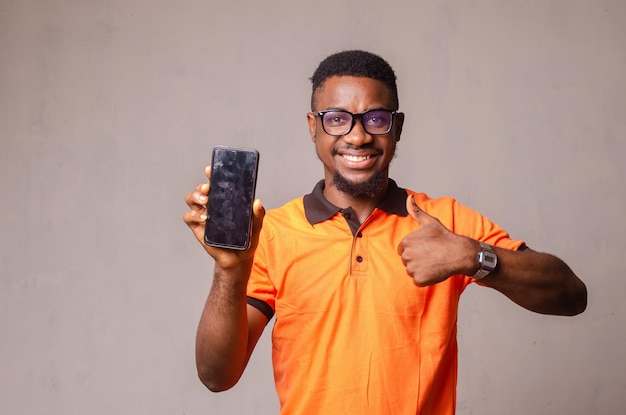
left=312, top=109, right=400, bottom=136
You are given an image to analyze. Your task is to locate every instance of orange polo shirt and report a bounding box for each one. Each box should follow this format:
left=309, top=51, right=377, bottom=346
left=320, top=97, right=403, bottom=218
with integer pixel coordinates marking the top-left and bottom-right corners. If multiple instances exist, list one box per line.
left=246, top=180, right=524, bottom=415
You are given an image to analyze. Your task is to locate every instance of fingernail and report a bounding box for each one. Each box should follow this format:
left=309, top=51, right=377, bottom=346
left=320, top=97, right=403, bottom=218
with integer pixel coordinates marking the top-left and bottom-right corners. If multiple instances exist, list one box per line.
left=199, top=196, right=207, bottom=203
left=200, top=214, right=207, bottom=220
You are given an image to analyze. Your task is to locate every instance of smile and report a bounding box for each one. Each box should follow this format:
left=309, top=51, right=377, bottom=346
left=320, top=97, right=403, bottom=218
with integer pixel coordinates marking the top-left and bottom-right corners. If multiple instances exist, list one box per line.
left=341, top=154, right=373, bottom=162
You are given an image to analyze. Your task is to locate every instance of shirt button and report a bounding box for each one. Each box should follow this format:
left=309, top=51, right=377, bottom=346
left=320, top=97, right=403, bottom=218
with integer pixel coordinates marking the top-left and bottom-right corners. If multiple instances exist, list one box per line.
left=356, top=256, right=363, bottom=262
left=342, top=211, right=351, bottom=219
left=357, top=232, right=363, bottom=238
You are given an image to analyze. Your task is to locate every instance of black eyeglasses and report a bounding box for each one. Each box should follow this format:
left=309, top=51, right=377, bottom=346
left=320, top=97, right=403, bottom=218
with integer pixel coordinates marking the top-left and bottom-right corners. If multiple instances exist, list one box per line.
left=314, top=109, right=398, bottom=136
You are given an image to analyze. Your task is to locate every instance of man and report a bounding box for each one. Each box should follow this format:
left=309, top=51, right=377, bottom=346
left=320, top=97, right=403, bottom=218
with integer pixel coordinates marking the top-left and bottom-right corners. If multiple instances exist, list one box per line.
left=184, top=50, right=587, bottom=414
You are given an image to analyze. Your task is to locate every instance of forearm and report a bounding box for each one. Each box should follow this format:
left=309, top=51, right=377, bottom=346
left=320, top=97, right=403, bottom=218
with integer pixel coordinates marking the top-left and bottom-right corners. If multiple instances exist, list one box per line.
left=480, top=247, right=587, bottom=316
left=196, top=262, right=253, bottom=392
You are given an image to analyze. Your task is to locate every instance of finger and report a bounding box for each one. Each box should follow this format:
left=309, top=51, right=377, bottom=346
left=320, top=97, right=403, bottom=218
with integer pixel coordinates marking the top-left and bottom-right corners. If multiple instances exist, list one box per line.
left=183, top=209, right=206, bottom=227
left=244, top=198, right=265, bottom=252
left=251, top=198, right=265, bottom=234
left=406, top=194, right=436, bottom=226
left=196, top=172, right=210, bottom=196
left=183, top=168, right=211, bottom=208
left=185, top=187, right=209, bottom=209
left=199, top=182, right=209, bottom=196
left=397, top=241, right=405, bottom=256
left=253, top=198, right=265, bottom=216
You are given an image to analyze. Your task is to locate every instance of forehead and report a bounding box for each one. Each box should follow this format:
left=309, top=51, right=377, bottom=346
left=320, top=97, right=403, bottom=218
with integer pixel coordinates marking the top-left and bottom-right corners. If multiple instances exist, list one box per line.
left=313, top=76, right=394, bottom=111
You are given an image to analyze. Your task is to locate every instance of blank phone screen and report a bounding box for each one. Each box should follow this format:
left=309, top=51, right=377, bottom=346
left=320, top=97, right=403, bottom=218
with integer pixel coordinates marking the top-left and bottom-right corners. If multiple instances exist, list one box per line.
left=204, top=146, right=259, bottom=250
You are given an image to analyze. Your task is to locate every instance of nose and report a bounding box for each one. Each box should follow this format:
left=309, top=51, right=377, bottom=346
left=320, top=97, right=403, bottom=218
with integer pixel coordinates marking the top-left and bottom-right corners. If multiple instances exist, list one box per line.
left=342, top=117, right=372, bottom=147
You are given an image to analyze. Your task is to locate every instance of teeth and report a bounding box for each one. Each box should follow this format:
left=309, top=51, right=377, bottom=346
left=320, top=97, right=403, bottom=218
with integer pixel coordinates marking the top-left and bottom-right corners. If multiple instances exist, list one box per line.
left=343, top=154, right=371, bottom=162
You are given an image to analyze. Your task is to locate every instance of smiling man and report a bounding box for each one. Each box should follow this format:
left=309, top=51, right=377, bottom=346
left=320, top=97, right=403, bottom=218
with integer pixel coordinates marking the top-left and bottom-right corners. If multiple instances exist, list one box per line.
left=307, top=74, right=403, bottom=217
left=184, top=50, right=587, bottom=415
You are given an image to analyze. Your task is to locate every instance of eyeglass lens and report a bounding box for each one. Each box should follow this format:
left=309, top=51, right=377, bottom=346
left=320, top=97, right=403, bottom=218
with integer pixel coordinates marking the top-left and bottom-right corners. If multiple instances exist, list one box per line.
left=321, top=110, right=393, bottom=136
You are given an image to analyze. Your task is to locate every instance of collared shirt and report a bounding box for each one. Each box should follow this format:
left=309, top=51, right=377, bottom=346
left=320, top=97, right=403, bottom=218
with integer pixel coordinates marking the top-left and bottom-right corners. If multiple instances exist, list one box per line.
left=245, top=180, right=525, bottom=415
left=304, top=179, right=408, bottom=235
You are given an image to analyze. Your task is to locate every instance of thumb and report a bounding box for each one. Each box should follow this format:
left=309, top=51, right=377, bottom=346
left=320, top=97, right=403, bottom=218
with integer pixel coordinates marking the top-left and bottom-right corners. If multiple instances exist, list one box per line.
left=251, top=198, right=266, bottom=236
left=406, top=194, right=435, bottom=227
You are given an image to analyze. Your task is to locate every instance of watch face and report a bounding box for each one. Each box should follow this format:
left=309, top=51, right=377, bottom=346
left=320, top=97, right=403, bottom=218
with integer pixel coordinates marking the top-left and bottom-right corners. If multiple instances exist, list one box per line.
left=481, top=251, right=498, bottom=271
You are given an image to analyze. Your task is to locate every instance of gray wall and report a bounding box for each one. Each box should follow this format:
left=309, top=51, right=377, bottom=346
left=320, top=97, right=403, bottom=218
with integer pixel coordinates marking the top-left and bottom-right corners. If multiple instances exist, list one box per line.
left=1, top=0, right=624, bottom=413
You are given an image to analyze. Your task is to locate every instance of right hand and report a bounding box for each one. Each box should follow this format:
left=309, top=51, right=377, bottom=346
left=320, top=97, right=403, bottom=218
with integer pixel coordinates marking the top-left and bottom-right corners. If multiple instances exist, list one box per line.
left=397, top=195, right=478, bottom=286
left=183, top=166, right=265, bottom=269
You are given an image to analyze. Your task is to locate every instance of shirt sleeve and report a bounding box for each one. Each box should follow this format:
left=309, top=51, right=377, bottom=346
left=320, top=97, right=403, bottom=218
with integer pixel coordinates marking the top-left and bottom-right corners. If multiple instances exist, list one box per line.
left=246, top=220, right=277, bottom=321
left=417, top=194, right=526, bottom=288
left=446, top=196, right=525, bottom=250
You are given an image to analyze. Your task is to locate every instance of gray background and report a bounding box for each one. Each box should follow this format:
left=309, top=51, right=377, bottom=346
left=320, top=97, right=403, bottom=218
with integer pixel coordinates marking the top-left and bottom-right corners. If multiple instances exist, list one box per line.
left=1, top=0, right=624, bottom=414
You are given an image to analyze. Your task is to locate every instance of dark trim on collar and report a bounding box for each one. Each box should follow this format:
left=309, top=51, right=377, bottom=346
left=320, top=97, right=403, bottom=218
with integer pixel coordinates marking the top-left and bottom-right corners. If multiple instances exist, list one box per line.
left=303, top=179, right=408, bottom=225
left=378, top=179, right=410, bottom=217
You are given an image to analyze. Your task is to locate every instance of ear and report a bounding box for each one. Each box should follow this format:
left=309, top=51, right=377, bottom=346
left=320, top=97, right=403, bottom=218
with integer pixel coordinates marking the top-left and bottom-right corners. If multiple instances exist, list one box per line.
left=394, top=112, right=405, bottom=142
left=307, top=112, right=318, bottom=143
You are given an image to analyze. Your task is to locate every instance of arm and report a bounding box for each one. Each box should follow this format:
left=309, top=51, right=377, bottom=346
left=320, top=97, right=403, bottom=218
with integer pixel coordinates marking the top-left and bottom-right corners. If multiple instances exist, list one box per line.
left=480, top=246, right=587, bottom=316
left=397, top=195, right=587, bottom=316
left=184, top=167, right=268, bottom=391
left=195, top=263, right=268, bottom=391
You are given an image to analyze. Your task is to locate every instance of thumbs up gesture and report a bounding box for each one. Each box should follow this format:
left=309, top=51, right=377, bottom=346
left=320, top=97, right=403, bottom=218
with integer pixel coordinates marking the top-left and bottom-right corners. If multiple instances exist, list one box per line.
left=398, top=195, right=480, bottom=286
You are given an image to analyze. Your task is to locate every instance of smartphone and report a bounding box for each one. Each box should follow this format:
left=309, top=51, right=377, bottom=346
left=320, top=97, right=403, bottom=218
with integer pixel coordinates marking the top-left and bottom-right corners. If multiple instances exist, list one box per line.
left=203, top=146, right=260, bottom=250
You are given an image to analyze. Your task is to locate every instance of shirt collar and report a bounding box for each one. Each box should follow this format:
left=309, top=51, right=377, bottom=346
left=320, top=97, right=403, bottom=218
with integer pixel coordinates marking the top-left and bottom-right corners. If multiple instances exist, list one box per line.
left=303, top=179, right=409, bottom=225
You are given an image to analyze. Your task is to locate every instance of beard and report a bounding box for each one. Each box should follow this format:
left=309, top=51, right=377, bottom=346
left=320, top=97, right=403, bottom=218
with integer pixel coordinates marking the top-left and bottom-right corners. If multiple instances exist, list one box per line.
left=331, top=169, right=385, bottom=198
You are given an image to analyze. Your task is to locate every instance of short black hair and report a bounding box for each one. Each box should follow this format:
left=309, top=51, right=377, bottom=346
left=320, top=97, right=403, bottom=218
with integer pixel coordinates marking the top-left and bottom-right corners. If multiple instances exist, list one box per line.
left=310, top=50, right=399, bottom=110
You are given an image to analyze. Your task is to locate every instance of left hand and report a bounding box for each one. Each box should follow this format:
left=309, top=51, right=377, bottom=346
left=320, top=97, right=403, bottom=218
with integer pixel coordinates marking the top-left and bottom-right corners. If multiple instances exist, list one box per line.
left=397, top=195, right=479, bottom=286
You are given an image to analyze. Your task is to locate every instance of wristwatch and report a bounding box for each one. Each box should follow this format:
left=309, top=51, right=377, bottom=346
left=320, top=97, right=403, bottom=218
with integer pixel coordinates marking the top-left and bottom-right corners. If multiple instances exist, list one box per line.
left=471, top=241, right=498, bottom=280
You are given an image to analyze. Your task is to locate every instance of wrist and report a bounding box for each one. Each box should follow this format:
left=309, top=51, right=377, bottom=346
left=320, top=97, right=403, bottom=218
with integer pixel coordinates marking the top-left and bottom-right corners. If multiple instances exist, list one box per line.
left=456, top=236, right=484, bottom=276
left=470, top=241, right=498, bottom=280
left=214, top=258, right=253, bottom=284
